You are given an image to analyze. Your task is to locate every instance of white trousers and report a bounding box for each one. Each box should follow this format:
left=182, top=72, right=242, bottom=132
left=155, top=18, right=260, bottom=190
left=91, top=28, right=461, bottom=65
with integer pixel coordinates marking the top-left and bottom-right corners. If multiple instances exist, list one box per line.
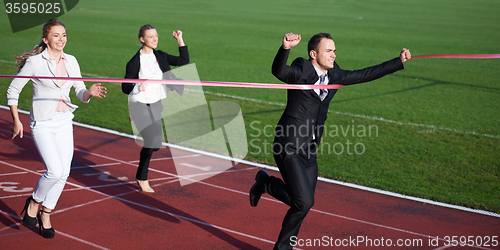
left=30, top=111, right=74, bottom=210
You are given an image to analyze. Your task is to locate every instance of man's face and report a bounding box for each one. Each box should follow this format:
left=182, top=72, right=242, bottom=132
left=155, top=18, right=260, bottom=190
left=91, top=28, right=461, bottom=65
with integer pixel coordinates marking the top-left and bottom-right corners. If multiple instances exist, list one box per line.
left=310, top=38, right=336, bottom=72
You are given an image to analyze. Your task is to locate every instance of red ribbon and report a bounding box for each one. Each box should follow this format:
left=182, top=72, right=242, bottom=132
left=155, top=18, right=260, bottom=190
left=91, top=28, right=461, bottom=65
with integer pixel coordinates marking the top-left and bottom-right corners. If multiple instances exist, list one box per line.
left=410, top=54, right=500, bottom=59
left=2, top=54, right=498, bottom=88
left=0, top=75, right=344, bottom=90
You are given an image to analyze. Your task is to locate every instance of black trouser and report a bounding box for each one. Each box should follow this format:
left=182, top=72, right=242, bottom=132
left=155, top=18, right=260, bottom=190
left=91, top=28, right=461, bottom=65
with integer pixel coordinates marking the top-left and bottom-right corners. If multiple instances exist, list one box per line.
left=136, top=147, right=159, bottom=180
left=268, top=143, right=318, bottom=250
left=129, top=101, right=163, bottom=180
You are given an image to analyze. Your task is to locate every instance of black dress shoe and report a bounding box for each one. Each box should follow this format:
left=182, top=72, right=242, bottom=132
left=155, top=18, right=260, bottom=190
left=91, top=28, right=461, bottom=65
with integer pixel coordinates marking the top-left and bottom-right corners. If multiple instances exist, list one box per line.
left=249, top=170, right=269, bottom=207
left=20, top=197, right=38, bottom=228
left=37, top=210, right=55, bottom=239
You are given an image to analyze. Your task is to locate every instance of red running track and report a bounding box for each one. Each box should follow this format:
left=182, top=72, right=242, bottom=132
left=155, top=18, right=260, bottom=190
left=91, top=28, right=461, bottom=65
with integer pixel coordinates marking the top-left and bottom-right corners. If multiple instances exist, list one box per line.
left=0, top=106, right=498, bottom=249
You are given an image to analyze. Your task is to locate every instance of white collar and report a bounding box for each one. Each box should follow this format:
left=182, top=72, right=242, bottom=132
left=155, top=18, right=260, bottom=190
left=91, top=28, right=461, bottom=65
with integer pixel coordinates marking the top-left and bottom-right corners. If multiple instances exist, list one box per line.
left=41, top=48, right=66, bottom=61
left=312, top=64, right=327, bottom=78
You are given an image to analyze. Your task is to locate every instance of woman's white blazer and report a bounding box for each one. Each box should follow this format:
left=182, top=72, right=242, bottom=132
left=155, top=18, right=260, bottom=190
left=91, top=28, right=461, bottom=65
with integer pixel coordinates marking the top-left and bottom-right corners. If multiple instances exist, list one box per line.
left=7, top=49, right=89, bottom=121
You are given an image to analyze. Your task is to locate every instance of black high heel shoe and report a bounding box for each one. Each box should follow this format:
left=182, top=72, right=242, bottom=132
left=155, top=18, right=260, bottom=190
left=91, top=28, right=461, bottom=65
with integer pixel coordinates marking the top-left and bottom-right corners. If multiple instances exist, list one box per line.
left=20, top=197, right=38, bottom=228
left=37, top=210, right=55, bottom=239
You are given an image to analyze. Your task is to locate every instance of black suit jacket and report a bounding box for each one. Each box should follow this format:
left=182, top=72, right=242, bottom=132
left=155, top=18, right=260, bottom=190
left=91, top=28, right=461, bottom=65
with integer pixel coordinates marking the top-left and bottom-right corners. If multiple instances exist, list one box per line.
left=271, top=46, right=403, bottom=153
left=122, top=46, right=189, bottom=95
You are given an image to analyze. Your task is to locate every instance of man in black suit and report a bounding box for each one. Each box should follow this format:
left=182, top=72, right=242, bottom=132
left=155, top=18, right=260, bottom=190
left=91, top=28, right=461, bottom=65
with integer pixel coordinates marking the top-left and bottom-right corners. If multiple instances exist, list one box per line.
left=249, top=32, right=411, bottom=249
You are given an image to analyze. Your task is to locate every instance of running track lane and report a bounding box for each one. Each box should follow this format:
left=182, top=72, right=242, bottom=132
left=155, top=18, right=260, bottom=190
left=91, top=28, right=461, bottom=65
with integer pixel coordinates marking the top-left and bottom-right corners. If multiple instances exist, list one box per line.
left=0, top=107, right=498, bottom=249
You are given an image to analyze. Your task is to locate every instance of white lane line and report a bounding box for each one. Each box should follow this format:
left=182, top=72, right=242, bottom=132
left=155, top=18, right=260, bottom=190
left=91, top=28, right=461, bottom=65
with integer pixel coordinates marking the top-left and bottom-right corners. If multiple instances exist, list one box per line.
left=433, top=245, right=453, bottom=250
left=0, top=160, right=278, bottom=247
left=57, top=231, right=111, bottom=250
left=5, top=148, right=465, bottom=250
left=0, top=171, right=28, bottom=177
left=1, top=105, right=498, bottom=247
left=1, top=107, right=499, bottom=218
left=2, top=103, right=499, bottom=218
left=72, top=162, right=122, bottom=170
left=180, top=163, right=211, bottom=171
left=0, top=210, right=110, bottom=249
left=68, top=109, right=500, bottom=218
left=0, top=150, right=494, bottom=250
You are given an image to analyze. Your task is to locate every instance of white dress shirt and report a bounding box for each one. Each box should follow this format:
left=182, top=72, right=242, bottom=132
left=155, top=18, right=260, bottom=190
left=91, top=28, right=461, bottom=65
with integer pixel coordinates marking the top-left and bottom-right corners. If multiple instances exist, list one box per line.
left=128, top=50, right=167, bottom=104
left=312, top=65, right=329, bottom=96
left=312, top=65, right=329, bottom=140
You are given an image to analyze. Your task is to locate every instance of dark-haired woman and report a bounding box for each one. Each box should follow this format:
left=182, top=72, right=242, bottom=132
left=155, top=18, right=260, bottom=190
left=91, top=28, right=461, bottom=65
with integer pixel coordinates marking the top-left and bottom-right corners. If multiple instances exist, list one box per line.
left=7, top=19, right=107, bottom=238
left=122, top=25, right=189, bottom=193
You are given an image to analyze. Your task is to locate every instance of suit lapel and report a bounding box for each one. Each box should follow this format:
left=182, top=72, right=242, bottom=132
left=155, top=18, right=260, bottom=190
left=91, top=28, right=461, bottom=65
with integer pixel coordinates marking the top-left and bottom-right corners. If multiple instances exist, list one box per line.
left=300, top=60, right=321, bottom=100
left=42, top=50, right=59, bottom=87
left=64, top=55, right=74, bottom=78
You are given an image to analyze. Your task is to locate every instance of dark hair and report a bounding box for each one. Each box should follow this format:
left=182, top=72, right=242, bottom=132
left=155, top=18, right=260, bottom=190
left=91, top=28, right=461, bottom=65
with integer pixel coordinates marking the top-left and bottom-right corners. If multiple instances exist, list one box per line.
left=15, top=19, right=66, bottom=71
left=138, top=24, right=155, bottom=42
left=307, top=33, right=333, bottom=58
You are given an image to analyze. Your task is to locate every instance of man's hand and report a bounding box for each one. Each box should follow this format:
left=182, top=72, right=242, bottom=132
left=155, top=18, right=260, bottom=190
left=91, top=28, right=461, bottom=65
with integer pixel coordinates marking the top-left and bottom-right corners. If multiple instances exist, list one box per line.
left=400, top=48, right=411, bottom=62
left=283, top=33, right=301, bottom=50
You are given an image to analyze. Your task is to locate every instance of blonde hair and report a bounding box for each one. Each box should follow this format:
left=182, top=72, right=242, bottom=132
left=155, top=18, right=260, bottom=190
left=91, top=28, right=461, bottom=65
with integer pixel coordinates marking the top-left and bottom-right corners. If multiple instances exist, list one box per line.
left=15, top=19, right=66, bottom=71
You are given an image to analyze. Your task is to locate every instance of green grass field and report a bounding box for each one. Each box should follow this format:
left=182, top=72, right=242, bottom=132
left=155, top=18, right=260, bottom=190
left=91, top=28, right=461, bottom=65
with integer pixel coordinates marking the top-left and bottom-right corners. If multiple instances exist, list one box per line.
left=1, top=0, right=499, bottom=213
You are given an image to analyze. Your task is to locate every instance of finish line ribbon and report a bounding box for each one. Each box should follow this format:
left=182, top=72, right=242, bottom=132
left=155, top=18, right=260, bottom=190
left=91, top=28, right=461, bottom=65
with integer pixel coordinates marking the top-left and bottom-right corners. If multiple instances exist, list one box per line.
left=410, top=54, right=500, bottom=59
left=0, top=75, right=344, bottom=90
left=1, top=54, right=499, bottom=88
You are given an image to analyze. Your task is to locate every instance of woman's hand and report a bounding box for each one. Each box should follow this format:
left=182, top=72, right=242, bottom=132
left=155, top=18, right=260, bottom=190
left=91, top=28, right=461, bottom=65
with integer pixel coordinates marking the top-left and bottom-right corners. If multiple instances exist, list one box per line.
left=139, top=83, right=148, bottom=92
left=9, top=105, right=23, bottom=139
left=173, top=30, right=185, bottom=47
left=88, top=83, right=107, bottom=99
left=12, top=120, right=23, bottom=139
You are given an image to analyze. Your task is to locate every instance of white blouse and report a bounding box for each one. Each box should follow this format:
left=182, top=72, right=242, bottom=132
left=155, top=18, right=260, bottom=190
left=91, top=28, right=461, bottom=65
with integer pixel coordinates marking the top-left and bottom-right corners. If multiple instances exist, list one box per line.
left=128, top=50, right=168, bottom=104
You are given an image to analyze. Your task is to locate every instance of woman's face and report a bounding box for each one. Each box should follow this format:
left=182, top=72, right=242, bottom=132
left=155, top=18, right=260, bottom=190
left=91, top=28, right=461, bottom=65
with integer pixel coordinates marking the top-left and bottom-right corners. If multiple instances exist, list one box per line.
left=42, top=25, right=67, bottom=52
left=140, top=29, right=158, bottom=50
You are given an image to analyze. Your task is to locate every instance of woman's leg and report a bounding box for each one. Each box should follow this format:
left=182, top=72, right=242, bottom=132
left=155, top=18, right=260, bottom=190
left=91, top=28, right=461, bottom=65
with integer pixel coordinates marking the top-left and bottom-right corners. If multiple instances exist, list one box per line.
left=31, top=112, right=74, bottom=228
left=130, top=101, right=163, bottom=177
left=136, top=147, right=158, bottom=180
